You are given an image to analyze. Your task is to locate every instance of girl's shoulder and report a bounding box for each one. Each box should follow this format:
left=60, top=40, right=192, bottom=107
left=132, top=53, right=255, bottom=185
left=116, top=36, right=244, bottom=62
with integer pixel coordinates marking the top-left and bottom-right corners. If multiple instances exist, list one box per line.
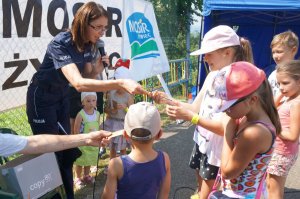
left=289, top=98, right=300, bottom=111
left=237, top=120, right=274, bottom=140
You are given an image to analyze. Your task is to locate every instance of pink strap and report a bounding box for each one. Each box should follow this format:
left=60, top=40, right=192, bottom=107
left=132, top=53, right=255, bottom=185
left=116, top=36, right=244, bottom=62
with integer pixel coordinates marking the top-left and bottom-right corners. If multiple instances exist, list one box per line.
left=211, top=169, right=221, bottom=191
left=255, top=172, right=267, bottom=199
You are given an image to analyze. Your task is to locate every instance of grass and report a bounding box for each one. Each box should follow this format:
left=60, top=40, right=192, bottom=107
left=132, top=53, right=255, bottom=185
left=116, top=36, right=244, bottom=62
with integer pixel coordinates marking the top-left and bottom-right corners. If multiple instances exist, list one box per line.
left=0, top=106, right=32, bottom=136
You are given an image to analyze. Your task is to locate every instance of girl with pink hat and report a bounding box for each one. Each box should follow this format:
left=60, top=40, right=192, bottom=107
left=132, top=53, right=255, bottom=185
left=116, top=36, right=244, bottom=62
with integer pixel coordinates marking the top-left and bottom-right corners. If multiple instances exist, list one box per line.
left=153, top=25, right=254, bottom=199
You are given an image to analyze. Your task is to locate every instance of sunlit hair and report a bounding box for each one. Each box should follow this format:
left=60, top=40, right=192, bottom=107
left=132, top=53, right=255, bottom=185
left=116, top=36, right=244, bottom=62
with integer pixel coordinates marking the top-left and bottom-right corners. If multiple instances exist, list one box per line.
left=255, top=79, right=281, bottom=135
left=71, top=2, right=108, bottom=52
left=276, top=60, right=300, bottom=80
left=270, top=30, right=299, bottom=50
left=232, top=37, right=254, bottom=64
left=221, top=37, right=254, bottom=64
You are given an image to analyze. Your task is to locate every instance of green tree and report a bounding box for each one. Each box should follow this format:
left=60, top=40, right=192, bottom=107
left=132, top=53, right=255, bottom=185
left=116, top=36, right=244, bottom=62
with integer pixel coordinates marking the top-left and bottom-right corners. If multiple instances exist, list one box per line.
left=148, top=0, right=202, bottom=59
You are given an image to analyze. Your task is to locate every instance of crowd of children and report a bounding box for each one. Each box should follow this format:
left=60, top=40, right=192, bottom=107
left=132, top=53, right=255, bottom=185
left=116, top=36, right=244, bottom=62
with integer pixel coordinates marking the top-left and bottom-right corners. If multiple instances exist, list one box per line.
left=66, top=26, right=300, bottom=199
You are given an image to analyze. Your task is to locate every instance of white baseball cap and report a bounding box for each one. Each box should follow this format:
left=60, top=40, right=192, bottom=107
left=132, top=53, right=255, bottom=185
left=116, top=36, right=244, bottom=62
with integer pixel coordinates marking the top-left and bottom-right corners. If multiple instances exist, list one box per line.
left=191, top=25, right=240, bottom=55
left=124, top=102, right=161, bottom=140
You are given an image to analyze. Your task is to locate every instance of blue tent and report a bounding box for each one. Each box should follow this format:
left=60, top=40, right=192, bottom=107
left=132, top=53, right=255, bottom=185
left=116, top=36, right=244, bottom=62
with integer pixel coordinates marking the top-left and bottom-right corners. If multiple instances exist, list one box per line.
left=197, top=0, right=300, bottom=89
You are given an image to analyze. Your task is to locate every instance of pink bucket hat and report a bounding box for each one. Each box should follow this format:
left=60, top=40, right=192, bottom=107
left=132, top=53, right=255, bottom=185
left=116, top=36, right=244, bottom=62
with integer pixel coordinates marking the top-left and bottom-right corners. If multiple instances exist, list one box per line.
left=211, top=61, right=266, bottom=112
left=190, top=25, right=240, bottom=55
left=124, top=102, right=161, bottom=140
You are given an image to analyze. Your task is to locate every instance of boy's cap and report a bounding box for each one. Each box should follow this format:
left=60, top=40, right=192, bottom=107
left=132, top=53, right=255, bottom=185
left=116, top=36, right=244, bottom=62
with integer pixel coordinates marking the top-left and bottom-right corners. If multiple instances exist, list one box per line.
left=190, top=25, right=240, bottom=55
left=124, top=102, right=161, bottom=140
left=81, top=92, right=97, bottom=102
left=211, top=61, right=266, bottom=112
left=114, top=67, right=132, bottom=79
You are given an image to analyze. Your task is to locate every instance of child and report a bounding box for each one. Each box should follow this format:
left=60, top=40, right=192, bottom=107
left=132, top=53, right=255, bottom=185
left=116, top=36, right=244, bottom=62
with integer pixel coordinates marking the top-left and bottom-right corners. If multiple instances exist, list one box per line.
left=101, top=102, right=171, bottom=199
left=73, top=92, right=100, bottom=189
left=208, top=61, right=281, bottom=198
left=267, top=60, right=300, bottom=199
left=268, top=30, right=298, bottom=98
left=102, top=64, right=134, bottom=163
left=152, top=25, right=253, bottom=199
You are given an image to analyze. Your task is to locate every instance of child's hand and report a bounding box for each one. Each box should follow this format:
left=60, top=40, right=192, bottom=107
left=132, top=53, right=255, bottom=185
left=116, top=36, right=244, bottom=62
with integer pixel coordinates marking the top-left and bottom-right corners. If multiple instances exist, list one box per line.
left=166, top=100, right=194, bottom=121
left=223, top=114, right=238, bottom=138
left=151, top=91, right=173, bottom=104
left=116, top=103, right=126, bottom=110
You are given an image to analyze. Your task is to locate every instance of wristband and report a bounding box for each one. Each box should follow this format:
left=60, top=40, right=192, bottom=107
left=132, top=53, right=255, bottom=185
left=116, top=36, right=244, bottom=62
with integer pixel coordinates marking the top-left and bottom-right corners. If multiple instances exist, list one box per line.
left=124, top=107, right=129, bottom=112
left=191, top=114, right=200, bottom=125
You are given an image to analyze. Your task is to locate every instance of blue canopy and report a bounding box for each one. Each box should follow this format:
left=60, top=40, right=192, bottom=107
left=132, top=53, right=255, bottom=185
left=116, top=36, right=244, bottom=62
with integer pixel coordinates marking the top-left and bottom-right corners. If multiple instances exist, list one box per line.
left=197, top=0, right=300, bottom=88
left=202, top=0, right=300, bottom=16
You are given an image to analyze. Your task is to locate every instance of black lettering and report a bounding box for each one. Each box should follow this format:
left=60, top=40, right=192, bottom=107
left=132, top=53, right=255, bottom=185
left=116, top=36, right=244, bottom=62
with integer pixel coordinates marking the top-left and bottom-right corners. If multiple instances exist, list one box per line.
left=3, top=53, right=28, bottom=90
left=109, top=52, right=121, bottom=66
left=29, top=59, right=41, bottom=71
left=107, top=7, right=122, bottom=37
left=3, top=0, right=42, bottom=38
left=48, top=0, right=69, bottom=36
left=72, top=3, right=84, bottom=15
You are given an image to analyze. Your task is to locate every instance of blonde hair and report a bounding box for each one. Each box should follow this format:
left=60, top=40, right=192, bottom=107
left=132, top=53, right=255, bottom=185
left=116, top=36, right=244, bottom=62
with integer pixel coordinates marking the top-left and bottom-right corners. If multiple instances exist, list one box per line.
left=222, top=37, right=254, bottom=64
left=71, top=2, right=108, bottom=52
left=270, top=30, right=299, bottom=50
left=276, top=60, right=300, bottom=80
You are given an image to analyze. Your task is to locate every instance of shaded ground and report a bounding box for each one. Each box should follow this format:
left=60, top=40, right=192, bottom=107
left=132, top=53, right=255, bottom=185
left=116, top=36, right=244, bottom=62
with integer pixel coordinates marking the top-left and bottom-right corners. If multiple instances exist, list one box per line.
left=75, top=122, right=300, bottom=199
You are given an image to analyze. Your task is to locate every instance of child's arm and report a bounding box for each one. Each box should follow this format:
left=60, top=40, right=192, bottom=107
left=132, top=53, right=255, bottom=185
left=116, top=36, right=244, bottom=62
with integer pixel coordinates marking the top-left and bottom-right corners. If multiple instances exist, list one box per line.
left=158, top=152, right=171, bottom=199
left=101, top=157, right=122, bottom=199
left=277, top=101, right=300, bottom=141
left=221, top=123, right=273, bottom=179
left=165, top=100, right=224, bottom=136
left=73, top=113, right=83, bottom=134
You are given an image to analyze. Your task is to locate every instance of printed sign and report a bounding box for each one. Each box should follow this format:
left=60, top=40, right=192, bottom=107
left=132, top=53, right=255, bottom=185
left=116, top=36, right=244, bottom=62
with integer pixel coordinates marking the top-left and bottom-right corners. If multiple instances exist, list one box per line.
left=0, top=0, right=169, bottom=111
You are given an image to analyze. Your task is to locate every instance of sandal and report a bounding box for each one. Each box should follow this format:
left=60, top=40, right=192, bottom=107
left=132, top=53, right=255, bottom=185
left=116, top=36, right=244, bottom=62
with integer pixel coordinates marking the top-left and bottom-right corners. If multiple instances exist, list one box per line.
left=74, top=178, right=85, bottom=189
left=83, top=175, right=95, bottom=184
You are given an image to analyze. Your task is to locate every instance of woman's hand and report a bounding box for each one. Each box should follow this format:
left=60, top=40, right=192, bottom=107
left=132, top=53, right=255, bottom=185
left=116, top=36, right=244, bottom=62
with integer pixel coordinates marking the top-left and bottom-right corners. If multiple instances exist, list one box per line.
left=86, top=130, right=112, bottom=146
left=101, top=54, right=110, bottom=67
left=120, top=79, right=148, bottom=95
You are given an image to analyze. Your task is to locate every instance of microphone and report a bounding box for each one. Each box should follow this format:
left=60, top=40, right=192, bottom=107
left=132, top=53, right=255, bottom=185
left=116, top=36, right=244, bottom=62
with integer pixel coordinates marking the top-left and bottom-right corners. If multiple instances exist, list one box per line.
left=96, top=39, right=108, bottom=76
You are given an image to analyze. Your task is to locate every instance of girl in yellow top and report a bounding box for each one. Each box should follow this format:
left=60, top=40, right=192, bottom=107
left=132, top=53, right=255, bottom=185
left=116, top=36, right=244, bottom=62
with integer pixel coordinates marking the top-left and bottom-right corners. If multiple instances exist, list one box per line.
left=73, top=92, right=100, bottom=189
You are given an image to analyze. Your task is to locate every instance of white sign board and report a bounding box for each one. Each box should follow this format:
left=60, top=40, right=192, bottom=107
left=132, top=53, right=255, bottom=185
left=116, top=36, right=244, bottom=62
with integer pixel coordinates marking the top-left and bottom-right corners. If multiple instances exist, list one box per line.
left=0, top=0, right=169, bottom=111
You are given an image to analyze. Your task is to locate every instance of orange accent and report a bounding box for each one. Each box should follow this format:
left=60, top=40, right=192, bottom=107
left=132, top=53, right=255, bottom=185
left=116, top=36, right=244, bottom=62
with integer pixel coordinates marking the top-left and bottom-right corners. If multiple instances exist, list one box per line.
left=245, top=181, right=255, bottom=187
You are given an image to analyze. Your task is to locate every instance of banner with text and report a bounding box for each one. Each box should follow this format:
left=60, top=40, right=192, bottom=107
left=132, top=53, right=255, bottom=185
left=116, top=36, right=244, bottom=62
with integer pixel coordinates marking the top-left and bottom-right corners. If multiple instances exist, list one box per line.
left=0, top=0, right=169, bottom=111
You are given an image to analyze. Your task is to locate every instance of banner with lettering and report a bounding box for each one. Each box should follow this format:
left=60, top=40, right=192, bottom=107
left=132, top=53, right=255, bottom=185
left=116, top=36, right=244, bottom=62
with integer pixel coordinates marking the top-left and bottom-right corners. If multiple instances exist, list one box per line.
left=121, top=0, right=169, bottom=81
left=0, top=0, right=169, bottom=111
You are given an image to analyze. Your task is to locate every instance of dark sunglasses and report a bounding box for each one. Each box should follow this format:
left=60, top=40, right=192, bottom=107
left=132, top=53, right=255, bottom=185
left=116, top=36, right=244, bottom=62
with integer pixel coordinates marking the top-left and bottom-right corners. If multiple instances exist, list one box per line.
left=225, top=95, right=249, bottom=111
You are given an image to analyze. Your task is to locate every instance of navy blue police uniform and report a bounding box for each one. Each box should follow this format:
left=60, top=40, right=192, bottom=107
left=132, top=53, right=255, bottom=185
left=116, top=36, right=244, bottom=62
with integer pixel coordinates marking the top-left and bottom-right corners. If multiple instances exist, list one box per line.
left=26, top=31, right=92, bottom=199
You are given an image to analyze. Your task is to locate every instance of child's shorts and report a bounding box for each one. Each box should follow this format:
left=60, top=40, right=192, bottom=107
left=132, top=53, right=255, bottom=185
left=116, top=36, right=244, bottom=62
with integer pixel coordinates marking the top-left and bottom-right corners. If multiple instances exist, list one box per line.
left=267, top=152, right=298, bottom=176
left=189, top=143, right=219, bottom=180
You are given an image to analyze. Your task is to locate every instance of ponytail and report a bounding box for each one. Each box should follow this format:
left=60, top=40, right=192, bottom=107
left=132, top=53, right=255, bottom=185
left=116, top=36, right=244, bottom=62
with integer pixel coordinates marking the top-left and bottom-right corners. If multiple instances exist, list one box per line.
left=232, top=37, right=254, bottom=64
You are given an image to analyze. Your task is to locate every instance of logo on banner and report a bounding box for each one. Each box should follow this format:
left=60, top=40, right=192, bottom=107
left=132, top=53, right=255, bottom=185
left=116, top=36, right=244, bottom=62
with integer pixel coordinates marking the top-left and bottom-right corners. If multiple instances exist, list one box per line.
left=126, top=12, right=160, bottom=60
